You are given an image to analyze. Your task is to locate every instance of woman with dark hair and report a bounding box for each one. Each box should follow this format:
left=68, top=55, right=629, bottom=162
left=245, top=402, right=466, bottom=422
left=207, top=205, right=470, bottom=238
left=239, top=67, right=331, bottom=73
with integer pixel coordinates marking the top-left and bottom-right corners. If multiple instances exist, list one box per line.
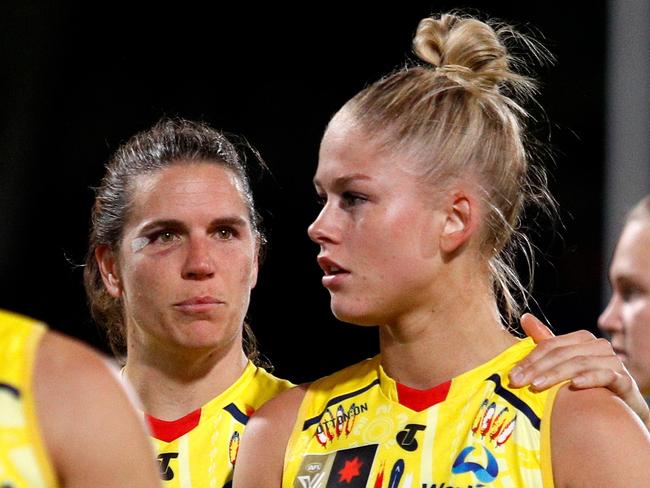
left=86, top=118, right=292, bottom=487
left=234, top=13, right=650, bottom=487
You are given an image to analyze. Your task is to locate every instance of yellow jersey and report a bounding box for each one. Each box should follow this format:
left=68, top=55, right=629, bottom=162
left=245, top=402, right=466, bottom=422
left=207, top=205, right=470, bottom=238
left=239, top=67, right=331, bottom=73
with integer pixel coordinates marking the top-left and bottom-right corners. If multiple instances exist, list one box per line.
left=147, top=361, right=293, bottom=487
left=0, top=310, right=58, bottom=488
left=284, top=338, right=561, bottom=488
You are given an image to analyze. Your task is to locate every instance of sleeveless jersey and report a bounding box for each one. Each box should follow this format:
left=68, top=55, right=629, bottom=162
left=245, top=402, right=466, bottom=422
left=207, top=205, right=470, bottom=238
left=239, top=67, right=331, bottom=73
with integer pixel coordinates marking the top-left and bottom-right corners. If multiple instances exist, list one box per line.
left=284, top=338, right=562, bottom=488
left=147, top=361, right=293, bottom=487
left=0, top=310, right=58, bottom=488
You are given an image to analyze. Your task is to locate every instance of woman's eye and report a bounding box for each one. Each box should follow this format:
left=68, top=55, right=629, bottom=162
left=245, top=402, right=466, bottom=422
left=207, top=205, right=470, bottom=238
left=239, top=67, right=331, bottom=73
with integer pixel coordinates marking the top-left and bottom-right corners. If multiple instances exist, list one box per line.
left=342, top=192, right=366, bottom=207
left=155, top=231, right=178, bottom=243
left=215, top=228, right=235, bottom=239
left=315, top=194, right=326, bottom=206
left=621, top=285, right=641, bottom=302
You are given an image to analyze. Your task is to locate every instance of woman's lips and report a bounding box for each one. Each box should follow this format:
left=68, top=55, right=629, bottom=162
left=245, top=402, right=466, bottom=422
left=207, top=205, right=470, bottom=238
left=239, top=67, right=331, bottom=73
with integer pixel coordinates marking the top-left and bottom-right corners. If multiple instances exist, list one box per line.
left=173, top=296, right=224, bottom=313
left=317, top=256, right=350, bottom=289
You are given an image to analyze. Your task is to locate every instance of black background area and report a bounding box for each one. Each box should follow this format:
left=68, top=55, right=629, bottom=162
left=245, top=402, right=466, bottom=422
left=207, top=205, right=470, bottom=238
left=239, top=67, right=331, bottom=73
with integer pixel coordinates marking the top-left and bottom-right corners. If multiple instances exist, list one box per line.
left=0, top=2, right=606, bottom=383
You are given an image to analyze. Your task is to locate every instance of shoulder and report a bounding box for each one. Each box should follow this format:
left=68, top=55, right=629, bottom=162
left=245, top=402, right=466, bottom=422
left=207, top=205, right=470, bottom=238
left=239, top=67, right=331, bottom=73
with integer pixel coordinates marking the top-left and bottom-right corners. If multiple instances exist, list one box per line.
left=34, top=331, right=160, bottom=487
left=551, top=384, right=650, bottom=487
left=35, top=331, right=118, bottom=391
left=252, top=364, right=295, bottom=393
left=234, top=359, right=378, bottom=488
left=233, top=384, right=308, bottom=488
left=249, top=383, right=310, bottom=434
left=309, top=356, right=379, bottom=395
left=33, top=331, right=135, bottom=453
left=33, top=331, right=129, bottom=420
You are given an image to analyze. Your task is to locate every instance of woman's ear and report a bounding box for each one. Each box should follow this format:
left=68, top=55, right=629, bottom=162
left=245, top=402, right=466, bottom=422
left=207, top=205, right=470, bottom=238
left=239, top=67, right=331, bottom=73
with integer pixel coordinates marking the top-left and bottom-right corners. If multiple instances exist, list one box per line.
left=439, top=192, right=479, bottom=254
left=95, top=245, right=122, bottom=298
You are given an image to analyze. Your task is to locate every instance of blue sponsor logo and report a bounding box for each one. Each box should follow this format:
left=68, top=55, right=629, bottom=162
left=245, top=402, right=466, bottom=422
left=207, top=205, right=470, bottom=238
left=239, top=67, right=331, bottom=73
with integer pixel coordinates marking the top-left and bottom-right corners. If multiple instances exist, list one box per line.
left=451, top=446, right=498, bottom=483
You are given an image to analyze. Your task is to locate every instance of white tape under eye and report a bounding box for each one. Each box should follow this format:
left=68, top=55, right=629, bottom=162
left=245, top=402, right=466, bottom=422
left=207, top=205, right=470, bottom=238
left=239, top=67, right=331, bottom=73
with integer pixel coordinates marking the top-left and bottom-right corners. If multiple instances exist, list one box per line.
left=130, top=236, right=149, bottom=253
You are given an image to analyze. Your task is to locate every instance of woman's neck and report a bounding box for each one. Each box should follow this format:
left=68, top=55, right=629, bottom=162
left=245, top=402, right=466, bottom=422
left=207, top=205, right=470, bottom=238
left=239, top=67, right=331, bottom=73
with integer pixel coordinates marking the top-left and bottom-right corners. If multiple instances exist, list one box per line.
left=379, top=273, right=518, bottom=390
left=123, top=339, right=248, bottom=421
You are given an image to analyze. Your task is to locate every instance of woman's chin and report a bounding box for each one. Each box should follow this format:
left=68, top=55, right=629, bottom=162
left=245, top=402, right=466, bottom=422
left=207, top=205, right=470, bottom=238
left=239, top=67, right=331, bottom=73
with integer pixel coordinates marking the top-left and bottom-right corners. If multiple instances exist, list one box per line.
left=331, top=304, right=379, bottom=327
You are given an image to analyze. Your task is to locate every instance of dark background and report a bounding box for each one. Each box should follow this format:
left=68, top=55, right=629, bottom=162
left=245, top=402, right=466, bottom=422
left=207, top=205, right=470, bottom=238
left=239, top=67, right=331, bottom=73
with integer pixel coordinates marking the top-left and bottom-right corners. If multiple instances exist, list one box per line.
left=0, top=2, right=606, bottom=383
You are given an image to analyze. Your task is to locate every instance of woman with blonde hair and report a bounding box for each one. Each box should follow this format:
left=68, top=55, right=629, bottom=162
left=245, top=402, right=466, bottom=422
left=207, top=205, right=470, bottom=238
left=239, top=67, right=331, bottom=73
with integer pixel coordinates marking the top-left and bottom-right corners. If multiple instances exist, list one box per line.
left=234, top=12, right=650, bottom=487
left=599, top=196, right=650, bottom=400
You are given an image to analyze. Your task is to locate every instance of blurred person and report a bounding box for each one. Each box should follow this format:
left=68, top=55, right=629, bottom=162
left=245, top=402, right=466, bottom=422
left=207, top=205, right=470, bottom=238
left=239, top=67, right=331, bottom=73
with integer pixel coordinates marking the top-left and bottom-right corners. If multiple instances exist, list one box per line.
left=510, top=197, right=650, bottom=428
left=599, top=196, right=650, bottom=399
left=0, top=309, right=160, bottom=487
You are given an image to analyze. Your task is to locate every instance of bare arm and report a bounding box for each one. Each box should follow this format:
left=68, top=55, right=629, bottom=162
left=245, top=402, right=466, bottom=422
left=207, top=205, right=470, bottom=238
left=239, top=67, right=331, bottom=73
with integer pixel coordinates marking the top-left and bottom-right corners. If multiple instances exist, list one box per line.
left=34, top=332, right=161, bottom=488
left=233, top=385, right=307, bottom=488
left=552, top=385, right=650, bottom=487
left=509, top=313, right=650, bottom=429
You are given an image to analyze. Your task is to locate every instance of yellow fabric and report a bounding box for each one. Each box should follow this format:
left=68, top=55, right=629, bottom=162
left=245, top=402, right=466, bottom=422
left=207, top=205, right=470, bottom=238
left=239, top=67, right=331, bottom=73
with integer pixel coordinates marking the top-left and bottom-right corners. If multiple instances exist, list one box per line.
left=150, top=362, right=293, bottom=487
left=0, top=310, right=59, bottom=488
left=284, top=338, right=560, bottom=488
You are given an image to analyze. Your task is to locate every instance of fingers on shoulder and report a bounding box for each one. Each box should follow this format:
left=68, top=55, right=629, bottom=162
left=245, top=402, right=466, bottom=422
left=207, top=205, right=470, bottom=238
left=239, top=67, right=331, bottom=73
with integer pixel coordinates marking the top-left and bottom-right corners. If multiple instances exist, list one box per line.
left=534, top=330, right=601, bottom=358
left=515, top=334, right=616, bottom=384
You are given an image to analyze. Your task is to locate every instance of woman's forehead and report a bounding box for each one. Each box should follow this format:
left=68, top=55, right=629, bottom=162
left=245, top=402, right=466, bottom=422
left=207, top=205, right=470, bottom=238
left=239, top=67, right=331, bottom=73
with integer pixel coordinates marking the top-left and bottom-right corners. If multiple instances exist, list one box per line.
left=127, top=164, right=250, bottom=221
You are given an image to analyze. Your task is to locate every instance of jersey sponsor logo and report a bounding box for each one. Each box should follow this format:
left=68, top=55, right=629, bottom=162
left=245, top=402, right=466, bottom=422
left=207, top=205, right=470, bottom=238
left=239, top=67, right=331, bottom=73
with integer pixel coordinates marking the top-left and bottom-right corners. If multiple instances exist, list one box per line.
left=337, top=456, right=364, bottom=483
left=451, top=445, right=498, bottom=483
left=293, top=444, right=378, bottom=488
left=157, top=452, right=179, bottom=481
left=422, top=484, right=485, bottom=488
left=396, top=424, right=426, bottom=451
left=314, top=403, right=368, bottom=447
left=470, top=399, right=516, bottom=447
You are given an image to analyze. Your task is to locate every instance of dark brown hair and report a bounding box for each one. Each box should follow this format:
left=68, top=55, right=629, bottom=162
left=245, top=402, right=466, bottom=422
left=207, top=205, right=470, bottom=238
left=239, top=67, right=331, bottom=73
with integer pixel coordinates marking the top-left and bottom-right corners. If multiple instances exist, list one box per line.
left=84, top=118, right=266, bottom=363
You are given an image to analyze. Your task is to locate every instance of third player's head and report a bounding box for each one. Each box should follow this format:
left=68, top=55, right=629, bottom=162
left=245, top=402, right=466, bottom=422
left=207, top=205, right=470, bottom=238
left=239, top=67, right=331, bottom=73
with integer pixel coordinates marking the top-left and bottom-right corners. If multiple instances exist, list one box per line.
left=599, top=196, right=650, bottom=394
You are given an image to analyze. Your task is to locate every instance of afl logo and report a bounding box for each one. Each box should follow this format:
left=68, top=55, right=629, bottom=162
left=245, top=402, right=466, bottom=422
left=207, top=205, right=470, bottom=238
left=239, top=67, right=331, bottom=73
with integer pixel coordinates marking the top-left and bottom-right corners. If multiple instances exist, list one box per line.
left=306, top=462, right=323, bottom=473
left=229, top=431, right=240, bottom=465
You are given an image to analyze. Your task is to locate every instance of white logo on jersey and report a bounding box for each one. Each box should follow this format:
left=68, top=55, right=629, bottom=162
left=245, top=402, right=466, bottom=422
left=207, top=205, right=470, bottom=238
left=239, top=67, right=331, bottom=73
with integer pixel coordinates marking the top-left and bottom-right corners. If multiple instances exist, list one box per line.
left=297, top=472, right=326, bottom=488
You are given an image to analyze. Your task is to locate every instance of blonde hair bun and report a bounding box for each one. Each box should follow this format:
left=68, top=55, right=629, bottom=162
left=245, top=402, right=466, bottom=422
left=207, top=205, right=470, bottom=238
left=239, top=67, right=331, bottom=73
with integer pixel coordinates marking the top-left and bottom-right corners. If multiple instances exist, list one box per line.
left=413, top=13, right=534, bottom=93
